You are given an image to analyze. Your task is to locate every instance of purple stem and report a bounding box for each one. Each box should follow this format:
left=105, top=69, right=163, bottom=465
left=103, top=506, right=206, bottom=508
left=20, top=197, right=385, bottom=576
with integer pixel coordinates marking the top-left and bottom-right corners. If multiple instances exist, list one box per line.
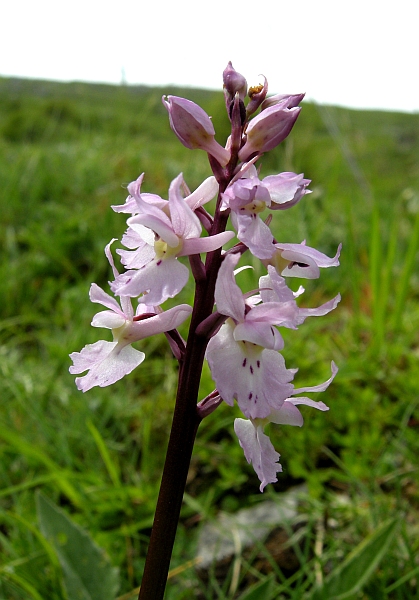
left=138, top=178, right=232, bottom=600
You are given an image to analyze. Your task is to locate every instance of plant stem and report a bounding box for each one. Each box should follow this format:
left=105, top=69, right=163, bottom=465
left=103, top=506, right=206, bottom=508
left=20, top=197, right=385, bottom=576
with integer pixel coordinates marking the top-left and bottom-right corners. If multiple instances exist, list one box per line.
left=138, top=192, right=230, bottom=599
left=137, top=345, right=203, bottom=599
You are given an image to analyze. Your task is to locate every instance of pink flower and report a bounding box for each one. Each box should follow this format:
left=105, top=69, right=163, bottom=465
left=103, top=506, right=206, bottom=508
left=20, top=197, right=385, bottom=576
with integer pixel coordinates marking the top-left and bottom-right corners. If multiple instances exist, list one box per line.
left=221, top=167, right=311, bottom=259
left=264, top=241, right=342, bottom=279
left=263, top=172, right=311, bottom=210
left=206, top=255, right=340, bottom=420
left=69, top=242, right=193, bottom=391
left=221, top=168, right=274, bottom=259
left=234, top=362, right=337, bottom=491
left=111, top=174, right=234, bottom=305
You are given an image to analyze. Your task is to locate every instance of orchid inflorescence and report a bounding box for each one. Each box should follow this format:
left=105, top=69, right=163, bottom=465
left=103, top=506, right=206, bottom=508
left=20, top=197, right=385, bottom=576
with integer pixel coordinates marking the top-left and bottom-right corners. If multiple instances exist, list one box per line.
left=70, top=62, right=341, bottom=492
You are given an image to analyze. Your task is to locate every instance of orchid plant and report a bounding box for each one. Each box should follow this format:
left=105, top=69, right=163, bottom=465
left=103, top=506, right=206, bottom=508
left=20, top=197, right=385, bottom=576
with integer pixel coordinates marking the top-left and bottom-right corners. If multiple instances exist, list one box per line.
left=70, top=62, right=341, bottom=599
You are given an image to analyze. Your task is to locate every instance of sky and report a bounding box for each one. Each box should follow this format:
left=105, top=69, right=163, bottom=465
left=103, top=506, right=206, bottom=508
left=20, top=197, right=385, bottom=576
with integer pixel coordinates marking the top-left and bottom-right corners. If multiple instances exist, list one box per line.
left=1, top=0, right=418, bottom=113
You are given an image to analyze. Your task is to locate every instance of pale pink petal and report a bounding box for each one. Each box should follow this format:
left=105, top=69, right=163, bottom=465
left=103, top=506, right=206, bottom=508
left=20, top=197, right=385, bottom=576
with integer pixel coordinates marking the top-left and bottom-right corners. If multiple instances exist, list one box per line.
left=71, top=342, right=145, bottom=392
left=120, top=224, right=155, bottom=251
left=259, top=272, right=296, bottom=303
left=89, top=283, right=123, bottom=315
left=297, top=295, right=341, bottom=323
left=128, top=212, right=179, bottom=248
left=276, top=242, right=342, bottom=269
left=70, top=340, right=115, bottom=374
left=293, top=362, right=338, bottom=394
left=263, top=172, right=311, bottom=209
left=268, top=403, right=304, bottom=426
left=168, top=174, right=202, bottom=239
left=278, top=251, right=320, bottom=278
left=111, top=196, right=139, bottom=214
left=117, top=245, right=156, bottom=270
left=234, top=419, right=282, bottom=492
left=111, top=257, right=189, bottom=306
left=286, top=397, right=329, bottom=411
left=214, top=253, right=245, bottom=323
left=91, top=310, right=126, bottom=329
left=231, top=212, right=274, bottom=259
left=111, top=173, right=145, bottom=213
left=140, top=193, right=169, bottom=211
left=245, top=301, right=300, bottom=327
left=233, top=320, right=284, bottom=350
left=104, top=239, right=121, bottom=280
left=121, top=304, right=192, bottom=343
left=180, top=230, right=235, bottom=256
left=184, top=176, right=218, bottom=210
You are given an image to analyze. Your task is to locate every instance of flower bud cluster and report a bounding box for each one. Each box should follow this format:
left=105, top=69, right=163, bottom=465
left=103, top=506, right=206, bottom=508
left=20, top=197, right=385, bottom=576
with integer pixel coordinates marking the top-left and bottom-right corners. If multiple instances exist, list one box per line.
left=71, top=62, right=341, bottom=491
left=163, top=63, right=305, bottom=172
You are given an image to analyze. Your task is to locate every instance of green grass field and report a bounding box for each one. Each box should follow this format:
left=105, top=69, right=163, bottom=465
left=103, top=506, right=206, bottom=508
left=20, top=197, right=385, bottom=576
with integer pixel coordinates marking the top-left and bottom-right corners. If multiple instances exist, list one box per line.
left=1, top=76, right=419, bottom=599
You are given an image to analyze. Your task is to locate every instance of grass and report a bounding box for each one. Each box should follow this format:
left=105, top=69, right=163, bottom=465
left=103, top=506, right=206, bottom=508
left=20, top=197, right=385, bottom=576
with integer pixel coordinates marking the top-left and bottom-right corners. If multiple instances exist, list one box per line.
left=0, top=75, right=419, bottom=598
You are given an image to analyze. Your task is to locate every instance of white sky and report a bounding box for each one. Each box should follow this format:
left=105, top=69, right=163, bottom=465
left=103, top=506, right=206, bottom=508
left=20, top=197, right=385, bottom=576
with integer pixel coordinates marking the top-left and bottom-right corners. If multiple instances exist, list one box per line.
left=1, top=0, right=418, bottom=113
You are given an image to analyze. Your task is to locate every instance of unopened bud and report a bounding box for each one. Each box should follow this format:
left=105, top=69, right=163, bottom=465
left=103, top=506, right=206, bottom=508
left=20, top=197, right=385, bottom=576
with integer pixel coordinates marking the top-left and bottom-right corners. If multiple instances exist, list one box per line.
left=223, top=61, right=247, bottom=101
left=261, top=93, right=305, bottom=111
left=238, top=101, right=301, bottom=162
left=163, top=95, right=230, bottom=167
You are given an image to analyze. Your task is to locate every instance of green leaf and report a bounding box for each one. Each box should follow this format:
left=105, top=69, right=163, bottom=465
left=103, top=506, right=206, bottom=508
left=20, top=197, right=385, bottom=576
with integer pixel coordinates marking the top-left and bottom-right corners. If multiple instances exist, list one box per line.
left=236, top=576, right=275, bottom=600
left=36, top=492, right=119, bottom=600
left=308, top=518, right=399, bottom=600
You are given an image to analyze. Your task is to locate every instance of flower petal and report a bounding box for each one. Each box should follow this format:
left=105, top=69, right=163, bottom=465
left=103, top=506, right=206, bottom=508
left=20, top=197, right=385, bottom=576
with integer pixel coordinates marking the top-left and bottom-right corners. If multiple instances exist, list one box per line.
left=234, top=419, right=282, bottom=492
left=268, top=402, right=304, bottom=426
left=214, top=253, right=245, bottom=323
left=184, top=176, right=219, bottom=210
left=168, top=174, right=202, bottom=239
left=293, top=361, right=338, bottom=394
left=70, top=341, right=145, bottom=392
left=180, top=230, right=235, bottom=256
left=91, top=310, right=126, bottom=329
left=111, top=257, right=190, bottom=306
left=89, top=283, right=123, bottom=315
left=231, top=212, right=274, bottom=259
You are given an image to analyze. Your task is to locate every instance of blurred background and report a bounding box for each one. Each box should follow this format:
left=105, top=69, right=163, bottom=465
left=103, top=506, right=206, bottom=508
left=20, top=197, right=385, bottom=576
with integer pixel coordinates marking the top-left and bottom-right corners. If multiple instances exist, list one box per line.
left=1, top=1, right=419, bottom=599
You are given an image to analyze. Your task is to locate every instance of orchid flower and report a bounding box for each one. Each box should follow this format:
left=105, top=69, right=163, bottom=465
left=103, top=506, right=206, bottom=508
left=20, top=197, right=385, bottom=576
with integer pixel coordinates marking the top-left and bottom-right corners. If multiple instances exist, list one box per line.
left=234, top=362, right=338, bottom=491
left=221, top=166, right=311, bottom=258
left=206, top=254, right=339, bottom=420
left=110, top=173, right=234, bottom=305
left=69, top=242, right=192, bottom=391
left=264, top=241, right=342, bottom=279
